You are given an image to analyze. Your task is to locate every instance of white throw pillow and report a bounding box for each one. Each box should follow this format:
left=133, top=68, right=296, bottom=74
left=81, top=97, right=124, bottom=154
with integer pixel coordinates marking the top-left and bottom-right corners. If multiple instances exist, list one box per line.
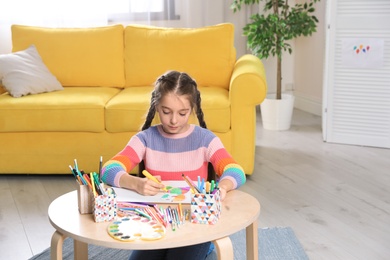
left=0, top=45, right=63, bottom=97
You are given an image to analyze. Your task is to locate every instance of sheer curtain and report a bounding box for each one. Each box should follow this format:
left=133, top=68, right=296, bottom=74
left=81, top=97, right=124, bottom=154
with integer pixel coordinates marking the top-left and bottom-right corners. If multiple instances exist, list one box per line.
left=0, top=0, right=240, bottom=55
left=0, top=0, right=107, bottom=27
left=0, top=0, right=107, bottom=53
left=107, top=0, right=224, bottom=28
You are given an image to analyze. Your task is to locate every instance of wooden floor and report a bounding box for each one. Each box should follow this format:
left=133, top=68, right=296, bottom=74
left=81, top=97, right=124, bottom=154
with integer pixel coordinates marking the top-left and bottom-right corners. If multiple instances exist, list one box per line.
left=1, top=109, right=389, bottom=260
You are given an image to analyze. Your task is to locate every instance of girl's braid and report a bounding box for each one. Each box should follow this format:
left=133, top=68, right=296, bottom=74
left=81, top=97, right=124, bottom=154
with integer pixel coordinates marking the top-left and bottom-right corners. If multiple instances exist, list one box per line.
left=141, top=90, right=157, bottom=131
left=193, top=87, right=215, bottom=181
left=195, top=90, right=207, bottom=129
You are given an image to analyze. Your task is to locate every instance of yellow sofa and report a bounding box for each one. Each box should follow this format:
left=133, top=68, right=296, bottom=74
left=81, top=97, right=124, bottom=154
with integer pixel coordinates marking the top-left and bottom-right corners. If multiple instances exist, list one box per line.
left=0, top=23, right=267, bottom=175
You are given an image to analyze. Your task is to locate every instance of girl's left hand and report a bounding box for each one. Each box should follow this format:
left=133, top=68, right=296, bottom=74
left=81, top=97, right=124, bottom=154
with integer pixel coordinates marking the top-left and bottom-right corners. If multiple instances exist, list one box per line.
left=218, top=187, right=227, bottom=201
left=216, top=179, right=234, bottom=201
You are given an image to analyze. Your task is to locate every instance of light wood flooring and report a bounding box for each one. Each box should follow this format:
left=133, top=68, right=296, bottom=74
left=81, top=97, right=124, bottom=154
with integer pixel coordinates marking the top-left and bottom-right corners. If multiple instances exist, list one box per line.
left=0, top=109, right=389, bottom=260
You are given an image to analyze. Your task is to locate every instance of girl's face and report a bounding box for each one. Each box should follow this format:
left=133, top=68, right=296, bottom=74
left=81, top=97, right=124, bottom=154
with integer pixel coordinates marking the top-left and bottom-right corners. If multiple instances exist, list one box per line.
left=157, top=92, right=192, bottom=134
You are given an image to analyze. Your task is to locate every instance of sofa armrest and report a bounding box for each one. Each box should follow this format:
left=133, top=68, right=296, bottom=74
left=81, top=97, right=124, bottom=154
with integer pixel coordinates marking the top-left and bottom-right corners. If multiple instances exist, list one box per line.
left=229, top=54, right=267, bottom=106
left=228, top=54, right=267, bottom=174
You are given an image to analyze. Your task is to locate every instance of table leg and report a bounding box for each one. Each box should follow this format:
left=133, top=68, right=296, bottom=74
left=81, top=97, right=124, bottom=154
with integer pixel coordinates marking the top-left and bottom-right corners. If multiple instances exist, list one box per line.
left=213, top=236, right=233, bottom=260
left=246, top=220, right=258, bottom=260
left=74, top=240, right=88, bottom=260
left=51, top=231, right=65, bottom=260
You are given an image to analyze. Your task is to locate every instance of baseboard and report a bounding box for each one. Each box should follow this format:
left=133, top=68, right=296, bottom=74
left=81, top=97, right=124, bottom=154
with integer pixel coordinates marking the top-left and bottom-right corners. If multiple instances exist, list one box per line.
left=259, top=91, right=322, bottom=116
left=293, top=91, right=322, bottom=116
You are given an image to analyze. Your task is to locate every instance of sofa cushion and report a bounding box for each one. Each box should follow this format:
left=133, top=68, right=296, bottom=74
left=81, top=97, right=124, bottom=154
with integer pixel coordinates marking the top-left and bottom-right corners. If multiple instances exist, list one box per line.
left=124, top=23, right=236, bottom=89
left=105, top=86, right=230, bottom=133
left=0, top=45, right=63, bottom=97
left=0, top=87, right=121, bottom=132
left=197, top=86, right=230, bottom=132
left=11, top=24, right=125, bottom=88
left=105, top=87, right=155, bottom=133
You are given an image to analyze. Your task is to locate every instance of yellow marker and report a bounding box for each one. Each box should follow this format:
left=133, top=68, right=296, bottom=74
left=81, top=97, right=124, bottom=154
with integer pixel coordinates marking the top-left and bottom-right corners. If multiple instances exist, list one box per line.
left=90, top=172, right=97, bottom=197
left=142, top=170, right=167, bottom=192
left=179, top=203, right=183, bottom=223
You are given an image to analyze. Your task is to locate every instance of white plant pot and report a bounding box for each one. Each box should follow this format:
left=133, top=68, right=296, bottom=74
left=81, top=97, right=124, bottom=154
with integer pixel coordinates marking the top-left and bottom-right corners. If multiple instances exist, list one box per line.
left=260, top=93, right=295, bottom=131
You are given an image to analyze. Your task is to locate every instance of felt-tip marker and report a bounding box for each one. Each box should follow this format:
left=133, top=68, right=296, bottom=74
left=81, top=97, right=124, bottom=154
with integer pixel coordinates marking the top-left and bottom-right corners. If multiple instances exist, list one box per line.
left=142, top=170, right=167, bottom=191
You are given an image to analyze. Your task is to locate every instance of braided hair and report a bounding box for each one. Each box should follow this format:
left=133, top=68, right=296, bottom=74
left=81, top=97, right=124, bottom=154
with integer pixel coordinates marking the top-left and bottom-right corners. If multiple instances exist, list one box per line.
left=139, top=71, right=215, bottom=180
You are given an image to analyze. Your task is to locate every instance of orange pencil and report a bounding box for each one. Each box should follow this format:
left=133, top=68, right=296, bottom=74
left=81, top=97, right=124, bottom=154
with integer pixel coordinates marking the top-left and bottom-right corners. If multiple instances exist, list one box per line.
left=81, top=172, right=93, bottom=190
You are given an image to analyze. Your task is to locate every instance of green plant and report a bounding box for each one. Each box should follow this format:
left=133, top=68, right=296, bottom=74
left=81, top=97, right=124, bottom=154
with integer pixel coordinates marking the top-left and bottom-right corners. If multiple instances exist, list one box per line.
left=231, top=0, right=320, bottom=100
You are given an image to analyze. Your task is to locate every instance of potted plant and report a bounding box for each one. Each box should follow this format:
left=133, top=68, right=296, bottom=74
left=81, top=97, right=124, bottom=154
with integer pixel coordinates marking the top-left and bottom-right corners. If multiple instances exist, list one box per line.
left=231, top=0, right=320, bottom=130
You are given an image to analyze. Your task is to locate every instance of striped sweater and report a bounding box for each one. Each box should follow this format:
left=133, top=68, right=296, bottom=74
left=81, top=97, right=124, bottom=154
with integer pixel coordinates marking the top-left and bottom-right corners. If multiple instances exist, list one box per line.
left=101, top=124, right=246, bottom=189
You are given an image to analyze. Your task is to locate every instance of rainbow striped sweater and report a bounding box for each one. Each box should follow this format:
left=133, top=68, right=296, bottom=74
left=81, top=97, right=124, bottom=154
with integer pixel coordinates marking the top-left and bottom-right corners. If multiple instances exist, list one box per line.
left=101, top=124, right=246, bottom=189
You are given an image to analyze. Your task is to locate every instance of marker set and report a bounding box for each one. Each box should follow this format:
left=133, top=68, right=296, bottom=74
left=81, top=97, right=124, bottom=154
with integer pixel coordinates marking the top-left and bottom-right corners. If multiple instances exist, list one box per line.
left=70, top=158, right=105, bottom=197
left=117, top=201, right=189, bottom=232
left=180, top=174, right=222, bottom=225
left=181, top=174, right=219, bottom=194
left=196, top=177, right=219, bottom=194
left=190, top=189, right=221, bottom=225
left=73, top=158, right=117, bottom=222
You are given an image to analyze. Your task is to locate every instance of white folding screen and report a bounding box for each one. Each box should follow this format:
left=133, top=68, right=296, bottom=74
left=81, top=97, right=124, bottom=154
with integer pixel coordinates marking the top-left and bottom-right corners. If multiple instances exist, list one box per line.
left=323, top=0, right=390, bottom=148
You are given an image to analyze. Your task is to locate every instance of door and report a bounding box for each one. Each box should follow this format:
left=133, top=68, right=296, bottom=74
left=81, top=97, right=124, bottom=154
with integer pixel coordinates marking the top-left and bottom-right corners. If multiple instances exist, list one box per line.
left=323, top=0, right=390, bottom=148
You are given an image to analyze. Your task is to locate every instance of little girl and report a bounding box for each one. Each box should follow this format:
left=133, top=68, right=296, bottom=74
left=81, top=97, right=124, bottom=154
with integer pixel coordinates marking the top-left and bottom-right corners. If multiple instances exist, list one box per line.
left=101, top=70, right=246, bottom=260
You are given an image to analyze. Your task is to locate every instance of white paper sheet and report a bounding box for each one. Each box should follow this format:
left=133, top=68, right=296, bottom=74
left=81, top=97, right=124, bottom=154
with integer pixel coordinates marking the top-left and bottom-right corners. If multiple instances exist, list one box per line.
left=113, top=181, right=192, bottom=204
left=341, top=38, right=384, bottom=68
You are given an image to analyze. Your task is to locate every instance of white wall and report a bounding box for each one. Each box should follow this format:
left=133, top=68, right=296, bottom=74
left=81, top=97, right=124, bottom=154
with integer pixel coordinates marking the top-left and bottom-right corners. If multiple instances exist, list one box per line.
left=0, top=23, right=13, bottom=54
left=294, top=0, right=326, bottom=116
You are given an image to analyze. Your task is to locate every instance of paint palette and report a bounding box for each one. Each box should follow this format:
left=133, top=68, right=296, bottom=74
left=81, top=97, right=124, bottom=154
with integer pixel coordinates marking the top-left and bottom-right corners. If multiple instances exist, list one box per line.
left=107, top=216, right=166, bottom=242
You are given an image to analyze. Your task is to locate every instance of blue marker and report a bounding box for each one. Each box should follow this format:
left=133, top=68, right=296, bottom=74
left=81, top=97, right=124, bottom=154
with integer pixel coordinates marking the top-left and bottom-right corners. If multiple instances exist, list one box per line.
left=200, top=178, right=205, bottom=194
left=74, top=159, right=79, bottom=172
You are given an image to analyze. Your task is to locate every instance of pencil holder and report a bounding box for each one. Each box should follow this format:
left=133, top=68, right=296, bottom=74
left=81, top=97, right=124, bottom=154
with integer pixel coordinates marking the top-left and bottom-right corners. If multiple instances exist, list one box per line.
left=77, top=184, right=94, bottom=214
left=93, top=188, right=117, bottom=223
left=190, top=190, right=221, bottom=225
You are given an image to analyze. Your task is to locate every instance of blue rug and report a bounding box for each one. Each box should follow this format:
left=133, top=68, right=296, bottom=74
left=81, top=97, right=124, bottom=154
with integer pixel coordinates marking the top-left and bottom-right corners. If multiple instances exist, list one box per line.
left=29, top=227, right=308, bottom=260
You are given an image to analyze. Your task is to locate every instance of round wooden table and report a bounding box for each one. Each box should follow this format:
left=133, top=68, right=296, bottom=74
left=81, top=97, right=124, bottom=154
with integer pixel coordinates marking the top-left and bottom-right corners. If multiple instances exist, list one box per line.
left=48, top=189, right=260, bottom=260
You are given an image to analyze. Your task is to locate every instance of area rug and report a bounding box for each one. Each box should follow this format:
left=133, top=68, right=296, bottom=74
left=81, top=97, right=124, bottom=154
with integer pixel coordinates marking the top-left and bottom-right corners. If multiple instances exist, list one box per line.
left=29, top=227, right=308, bottom=260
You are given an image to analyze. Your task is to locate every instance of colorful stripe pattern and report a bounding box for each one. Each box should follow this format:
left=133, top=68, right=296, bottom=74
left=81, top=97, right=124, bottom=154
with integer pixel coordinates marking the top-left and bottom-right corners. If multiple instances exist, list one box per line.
left=101, top=125, right=246, bottom=188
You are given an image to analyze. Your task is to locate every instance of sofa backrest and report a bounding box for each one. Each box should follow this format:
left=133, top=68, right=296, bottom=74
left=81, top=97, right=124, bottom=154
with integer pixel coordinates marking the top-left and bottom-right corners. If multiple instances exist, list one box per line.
left=10, top=23, right=236, bottom=90
left=11, top=24, right=125, bottom=88
left=124, top=23, right=236, bottom=90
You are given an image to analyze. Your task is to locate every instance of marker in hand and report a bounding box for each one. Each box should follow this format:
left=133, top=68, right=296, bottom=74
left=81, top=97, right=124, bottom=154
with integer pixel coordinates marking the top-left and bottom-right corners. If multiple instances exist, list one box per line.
left=142, top=170, right=167, bottom=192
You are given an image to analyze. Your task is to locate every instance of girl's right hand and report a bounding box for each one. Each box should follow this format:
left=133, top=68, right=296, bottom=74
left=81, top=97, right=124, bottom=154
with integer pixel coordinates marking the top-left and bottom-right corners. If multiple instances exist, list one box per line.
left=136, top=177, right=165, bottom=196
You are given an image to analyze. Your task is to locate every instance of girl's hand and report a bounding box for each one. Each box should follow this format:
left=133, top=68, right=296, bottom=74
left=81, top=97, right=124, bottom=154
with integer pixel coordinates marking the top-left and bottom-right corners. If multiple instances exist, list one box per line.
left=216, top=179, right=234, bottom=201
left=218, top=187, right=227, bottom=201
left=136, top=176, right=165, bottom=196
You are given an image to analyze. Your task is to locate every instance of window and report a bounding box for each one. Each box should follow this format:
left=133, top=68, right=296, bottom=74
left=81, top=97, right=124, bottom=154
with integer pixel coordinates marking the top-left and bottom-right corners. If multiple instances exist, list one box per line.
left=108, top=0, right=179, bottom=22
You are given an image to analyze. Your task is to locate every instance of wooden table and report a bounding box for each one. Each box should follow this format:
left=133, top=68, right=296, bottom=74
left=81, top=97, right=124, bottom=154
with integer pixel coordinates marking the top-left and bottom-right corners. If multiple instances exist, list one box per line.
left=48, top=189, right=260, bottom=260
